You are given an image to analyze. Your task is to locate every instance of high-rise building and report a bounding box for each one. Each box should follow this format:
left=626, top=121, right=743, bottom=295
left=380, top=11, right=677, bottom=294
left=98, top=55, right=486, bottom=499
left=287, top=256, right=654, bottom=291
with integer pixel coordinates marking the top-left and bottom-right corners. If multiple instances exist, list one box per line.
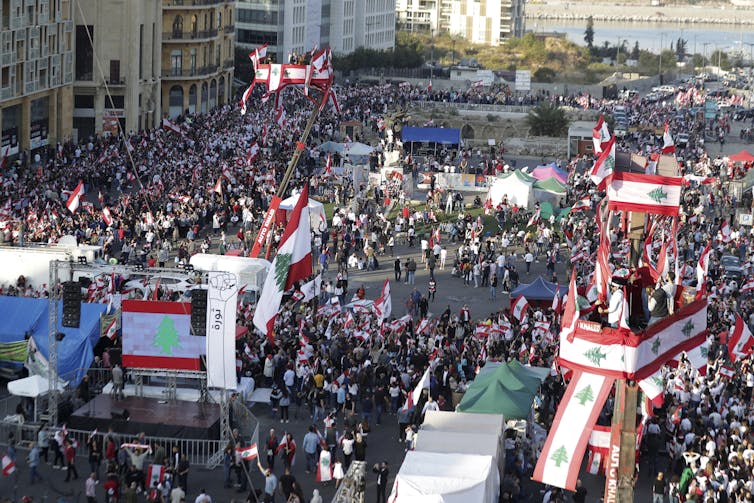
left=1, top=0, right=75, bottom=158
left=161, top=0, right=235, bottom=118
left=447, top=0, right=525, bottom=45
left=72, top=0, right=162, bottom=140
left=396, top=0, right=524, bottom=44
left=235, top=0, right=394, bottom=63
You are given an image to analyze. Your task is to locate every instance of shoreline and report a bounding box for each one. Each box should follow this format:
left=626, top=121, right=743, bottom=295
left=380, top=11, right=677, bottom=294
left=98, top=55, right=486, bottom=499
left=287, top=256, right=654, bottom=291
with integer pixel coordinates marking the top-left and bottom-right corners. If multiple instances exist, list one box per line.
left=526, top=1, right=754, bottom=25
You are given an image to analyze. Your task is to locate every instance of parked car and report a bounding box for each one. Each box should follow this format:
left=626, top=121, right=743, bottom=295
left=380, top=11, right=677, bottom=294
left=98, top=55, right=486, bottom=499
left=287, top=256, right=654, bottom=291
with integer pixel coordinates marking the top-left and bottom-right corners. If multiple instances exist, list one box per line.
left=721, top=255, right=744, bottom=282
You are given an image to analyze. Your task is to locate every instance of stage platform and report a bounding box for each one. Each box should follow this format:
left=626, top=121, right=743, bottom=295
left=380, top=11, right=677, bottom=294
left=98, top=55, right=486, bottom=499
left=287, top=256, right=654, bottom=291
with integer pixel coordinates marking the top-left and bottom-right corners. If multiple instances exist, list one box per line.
left=69, top=394, right=220, bottom=439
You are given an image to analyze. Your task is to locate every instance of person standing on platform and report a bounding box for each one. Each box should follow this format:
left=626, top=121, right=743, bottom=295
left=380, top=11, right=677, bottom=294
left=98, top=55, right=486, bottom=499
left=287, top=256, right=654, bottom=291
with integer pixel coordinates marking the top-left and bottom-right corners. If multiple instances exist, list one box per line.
left=111, top=364, right=124, bottom=399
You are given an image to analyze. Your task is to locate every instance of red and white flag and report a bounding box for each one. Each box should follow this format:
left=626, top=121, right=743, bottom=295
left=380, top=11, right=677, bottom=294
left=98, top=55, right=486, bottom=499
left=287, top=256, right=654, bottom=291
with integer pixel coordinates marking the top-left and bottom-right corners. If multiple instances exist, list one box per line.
left=98, top=191, right=104, bottom=205
left=324, top=153, right=333, bottom=175
left=511, top=294, right=529, bottom=323
left=551, top=286, right=561, bottom=313
left=427, top=79, right=432, bottom=92
left=661, top=122, right=676, bottom=155
left=606, top=171, right=682, bottom=216
left=571, top=198, right=591, bottom=212
left=146, top=464, right=165, bottom=488
left=249, top=44, right=268, bottom=67
left=592, top=115, right=611, bottom=154
left=247, top=142, right=260, bottom=164
left=590, top=136, right=615, bottom=189
left=66, top=180, right=85, bottom=214
left=373, top=279, right=392, bottom=322
left=0, top=145, right=8, bottom=171
left=102, top=207, right=113, bottom=226
left=728, top=315, right=754, bottom=362
left=213, top=176, right=223, bottom=195
left=527, top=208, right=540, bottom=228
left=719, top=365, right=735, bottom=378
left=696, top=243, right=712, bottom=299
left=162, top=118, right=182, bottom=134
left=400, top=367, right=430, bottom=411
left=240, top=84, right=254, bottom=116
left=561, top=269, right=579, bottom=342
left=253, top=185, right=313, bottom=339
left=1, top=455, right=14, bottom=476
left=236, top=443, right=258, bottom=461
left=721, top=220, right=732, bottom=243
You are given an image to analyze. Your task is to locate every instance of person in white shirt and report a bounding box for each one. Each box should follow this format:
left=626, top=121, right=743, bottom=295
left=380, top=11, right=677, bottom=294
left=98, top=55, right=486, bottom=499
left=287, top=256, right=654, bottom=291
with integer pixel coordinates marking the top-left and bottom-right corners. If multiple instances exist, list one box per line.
left=607, top=283, right=625, bottom=328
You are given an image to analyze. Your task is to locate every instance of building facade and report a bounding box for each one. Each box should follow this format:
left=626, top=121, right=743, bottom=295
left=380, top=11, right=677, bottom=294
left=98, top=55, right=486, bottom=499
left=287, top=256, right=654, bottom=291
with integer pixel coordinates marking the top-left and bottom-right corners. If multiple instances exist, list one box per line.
left=236, top=0, right=394, bottom=62
left=72, top=0, right=162, bottom=140
left=447, top=0, right=525, bottom=45
left=161, top=0, right=235, bottom=119
left=1, top=0, right=75, bottom=157
left=395, top=0, right=439, bottom=33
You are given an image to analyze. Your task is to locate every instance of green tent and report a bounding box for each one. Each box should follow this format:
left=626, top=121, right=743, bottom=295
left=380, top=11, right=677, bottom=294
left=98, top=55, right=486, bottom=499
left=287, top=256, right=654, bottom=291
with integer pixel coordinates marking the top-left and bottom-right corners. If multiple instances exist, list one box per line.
left=533, top=177, right=567, bottom=195
left=457, top=360, right=548, bottom=419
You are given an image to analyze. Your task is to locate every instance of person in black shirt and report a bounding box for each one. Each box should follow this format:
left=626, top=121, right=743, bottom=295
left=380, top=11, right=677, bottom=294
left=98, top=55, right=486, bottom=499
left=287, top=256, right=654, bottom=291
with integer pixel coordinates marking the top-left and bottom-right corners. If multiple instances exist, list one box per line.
left=278, top=466, right=296, bottom=501
left=373, top=461, right=389, bottom=503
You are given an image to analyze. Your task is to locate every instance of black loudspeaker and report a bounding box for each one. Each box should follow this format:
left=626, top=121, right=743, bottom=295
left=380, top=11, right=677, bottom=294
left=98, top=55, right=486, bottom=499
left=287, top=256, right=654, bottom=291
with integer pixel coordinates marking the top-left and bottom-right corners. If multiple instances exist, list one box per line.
left=110, top=407, right=130, bottom=421
left=62, top=281, right=81, bottom=328
left=191, top=289, right=208, bottom=336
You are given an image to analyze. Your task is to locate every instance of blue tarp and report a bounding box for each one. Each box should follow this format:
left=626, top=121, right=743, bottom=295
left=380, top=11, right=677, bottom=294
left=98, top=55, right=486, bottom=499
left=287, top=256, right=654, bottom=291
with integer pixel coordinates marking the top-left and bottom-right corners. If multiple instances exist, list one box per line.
left=0, top=296, right=106, bottom=384
left=510, top=276, right=568, bottom=301
left=402, top=127, right=461, bottom=145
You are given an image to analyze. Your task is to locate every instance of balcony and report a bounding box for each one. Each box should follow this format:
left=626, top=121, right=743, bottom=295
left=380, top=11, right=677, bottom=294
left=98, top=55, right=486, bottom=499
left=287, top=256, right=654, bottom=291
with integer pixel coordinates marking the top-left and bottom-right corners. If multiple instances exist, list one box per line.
left=104, top=78, right=126, bottom=87
left=224, top=24, right=234, bottom=34
left=163, top=29, right=219, bottom=42
left=161, top=65, right=220, bottom=80
left=163, top=0, right=227, bottom=9
left=223, top=59, right=234, bottom=69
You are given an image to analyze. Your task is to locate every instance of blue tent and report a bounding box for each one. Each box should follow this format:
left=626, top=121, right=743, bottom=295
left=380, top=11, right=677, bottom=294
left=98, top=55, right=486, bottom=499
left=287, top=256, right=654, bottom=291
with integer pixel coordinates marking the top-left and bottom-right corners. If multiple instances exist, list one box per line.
left=510, top=276, right=568, bottom=302
left=402, top=127, right=461, bottom=145
left=0, top=296, right=106, bottom=384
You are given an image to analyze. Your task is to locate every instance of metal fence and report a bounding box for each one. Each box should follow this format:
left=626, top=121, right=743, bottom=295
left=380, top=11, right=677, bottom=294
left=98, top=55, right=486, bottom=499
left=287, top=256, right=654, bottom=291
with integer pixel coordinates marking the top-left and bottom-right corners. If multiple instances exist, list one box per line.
left=410, top=100, right=534, bottom=114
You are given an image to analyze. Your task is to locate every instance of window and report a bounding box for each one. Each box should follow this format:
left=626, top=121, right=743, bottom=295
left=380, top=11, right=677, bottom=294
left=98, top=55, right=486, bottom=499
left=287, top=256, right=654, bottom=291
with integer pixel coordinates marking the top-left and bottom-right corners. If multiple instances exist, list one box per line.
left=190, top=15, right=197, bottom=36
left=172, top=16, right=183, bottom=38
left=168, top=86, right=183, bottom=118
left=109, top=60, right=120, bottom=84
left=236, top=29, right=277, bottom=45
left=74, top=95, right=94, bottom=108
left=75, top=25, right=94, bottom=80
left=171, top=49, right=182, bottom=75
left=105, top=95, right=124, bottom=109
left=190, top=48, right=197, bottom=72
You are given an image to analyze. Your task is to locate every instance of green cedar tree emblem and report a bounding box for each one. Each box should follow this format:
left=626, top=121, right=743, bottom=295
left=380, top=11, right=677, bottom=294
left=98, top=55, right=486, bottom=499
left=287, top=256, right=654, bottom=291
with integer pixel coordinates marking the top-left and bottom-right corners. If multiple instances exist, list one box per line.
left=154, top=316, right=180, bottom=355
left=272, top=66, right=280, bottom=77
left=583, top=347, right=607, bottom=366
left=647, top=187, right=669, bottom=203
left=574, top=384, right=595, bottom=405
left=651, top=375, right=664, bottom=387
left=274, top=253, right=292, bottom=290
left=550, top=446, right=569, bottom=468
left=681, top=320, right=695, bottom=338
left=604, top=155, right=615, bottom=172
left=700, top=346, right=709, bottom=359
left=255, top=69, right=264, bottom=79
left=651, top=337, right=661, bottom=355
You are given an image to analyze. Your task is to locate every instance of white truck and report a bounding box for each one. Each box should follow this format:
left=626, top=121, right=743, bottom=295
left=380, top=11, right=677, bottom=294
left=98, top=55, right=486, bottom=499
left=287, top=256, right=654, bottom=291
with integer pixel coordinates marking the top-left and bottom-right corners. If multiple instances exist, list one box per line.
left=189, top=254, right=271, bottom=307
left=0, top=241, right=104, bottom=289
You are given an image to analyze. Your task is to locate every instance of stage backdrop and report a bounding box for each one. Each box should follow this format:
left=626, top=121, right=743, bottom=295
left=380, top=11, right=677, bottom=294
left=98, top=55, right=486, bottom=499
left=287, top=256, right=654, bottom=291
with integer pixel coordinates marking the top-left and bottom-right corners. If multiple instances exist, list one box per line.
left=122, top=300, right=205, bottom=370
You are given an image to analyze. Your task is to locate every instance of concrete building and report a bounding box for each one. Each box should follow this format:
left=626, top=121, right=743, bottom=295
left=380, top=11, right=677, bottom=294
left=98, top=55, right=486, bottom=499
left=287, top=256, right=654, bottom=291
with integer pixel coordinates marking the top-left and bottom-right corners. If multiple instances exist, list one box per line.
left=161, top=0, right=235, bottom=119
left=72, top=0, right=162, bottom=139
left=236, top=0, right=394, bottom=62
left=447, top=0, right=525, bottom=44
left=396, top=0, right=439, bottom=33
left=1, top=0, right=75, bottom=158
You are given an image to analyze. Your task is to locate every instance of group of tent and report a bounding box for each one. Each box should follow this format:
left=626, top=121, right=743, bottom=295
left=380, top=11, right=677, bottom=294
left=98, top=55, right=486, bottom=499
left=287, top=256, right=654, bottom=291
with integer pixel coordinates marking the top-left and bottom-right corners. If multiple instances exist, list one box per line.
left=389, top=361, right=548, bottom=502
left=486, top=164, right=569, bottom=211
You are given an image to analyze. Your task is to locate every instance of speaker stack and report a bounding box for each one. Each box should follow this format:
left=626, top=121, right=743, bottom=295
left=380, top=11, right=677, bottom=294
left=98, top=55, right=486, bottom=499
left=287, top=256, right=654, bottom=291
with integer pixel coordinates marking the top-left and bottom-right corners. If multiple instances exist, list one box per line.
left=62, top=281, right=81, bottom=328
left=191, top=289, right=208, bottom=336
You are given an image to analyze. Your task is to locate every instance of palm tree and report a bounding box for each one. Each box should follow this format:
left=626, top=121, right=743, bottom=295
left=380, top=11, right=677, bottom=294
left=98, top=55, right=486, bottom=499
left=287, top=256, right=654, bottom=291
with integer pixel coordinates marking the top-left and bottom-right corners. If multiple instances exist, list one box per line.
left=526, top=103, right=570, bottom=137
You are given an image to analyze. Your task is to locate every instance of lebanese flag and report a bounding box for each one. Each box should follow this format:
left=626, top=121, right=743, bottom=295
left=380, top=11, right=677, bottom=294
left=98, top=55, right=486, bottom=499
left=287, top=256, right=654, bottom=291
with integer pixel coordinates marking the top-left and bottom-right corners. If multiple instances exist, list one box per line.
left=324, top=153, right=333, bottom=175
left=0, top=145, right=8, bottom=171
left=511, top=294, right=529, bottom=323
left=728, top=315, right=754, bottom=362
left=213, top=176, right=223, bottom=195
left=721, top=220, right=732, bottom=243
left=561, top=269, right=579, bottom=342
left=316, top=449, right=333, bottom=482
left=102, top=207, right=113, bottom=226
left=527, top=208, right=540, bottom=228
left=162, top=118, right=182, bottom=134
left=236, top=443, right=258, bottom=461
left=661, top=122, right=676, bottom=154
left=66, top=180, right=85, bottom=213
left=571, top=198, right=591, bottom=212
left=427, top=79, right=432, bottom=92
left=146, top=464, right=165, bottom=488
left=275, top=106, right=287, bottom=127
left=1, top=455, right=14, bottom=476
left=103, top=314, right=119, bottom=340
left=253, top=185, right=312, bottom=339
left=240, top=84, right=254, bottom=116
left=400, top=367, right=431, bottom=411
left=719, top=365, right=735, bottom=378
left=373, top=279, right=392, bottom=321
left=249, top=44, right=268, bottom=67
left=590, top=136, right=615, bottom=188
left=638, top=369, right=666, bottom=408
left=247, top=142, right=260, bottom=164
left=696, top=243, right=712, bottom=299
left=592, top=115, right=611, bottom=154
left=98, top=190, right=104, bottom=205
left=310, top=48, right=327, bottom=70
left=606, top=171, right=682, bottom=216
left=741, top=278, right=754, bottom=292
left=551, top=286, right=561, bottom=314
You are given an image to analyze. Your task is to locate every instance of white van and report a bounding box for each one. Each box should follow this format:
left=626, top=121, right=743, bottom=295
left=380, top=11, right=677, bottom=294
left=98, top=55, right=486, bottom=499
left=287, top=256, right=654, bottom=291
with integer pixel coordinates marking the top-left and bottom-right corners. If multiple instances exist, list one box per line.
left=189, top=254, right=271, bottom=307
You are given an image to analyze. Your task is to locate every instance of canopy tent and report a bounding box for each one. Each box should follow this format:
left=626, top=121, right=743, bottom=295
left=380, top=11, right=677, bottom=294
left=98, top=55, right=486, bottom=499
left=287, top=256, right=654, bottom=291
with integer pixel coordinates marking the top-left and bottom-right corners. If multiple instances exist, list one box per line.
left=388, top=451, right=499, bottom=503
left=279, top=194, right=327, bottom=231
left=509, top=276, right=567, bottom=306
left=317, top=141, right=375, bottom=160
left=533, top=177, right=567, bottom=208
left=729, top=149, right=754, bottom=163
left=531, top=163, right=568, bottom=184
left=8, top=374, right=65, bottom=398
left=401, top=127, right=461, bottom=145
left=486, top=171, right=536, bottom=210
left=414, top=430, right=501, bottom=462
left=422, top=410, right=505, bottom=436
left=474, top=360, right=549, bottom=391
left=457, top=361, right=547, bottom=419
left=538, top=201, right=555, bottom=221
left=0, top=296, right=106, bottom=385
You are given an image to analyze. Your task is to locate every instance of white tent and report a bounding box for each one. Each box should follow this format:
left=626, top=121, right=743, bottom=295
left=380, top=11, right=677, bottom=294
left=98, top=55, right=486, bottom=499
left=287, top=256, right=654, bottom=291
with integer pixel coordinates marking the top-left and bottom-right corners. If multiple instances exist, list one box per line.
left=8, top=374, right=67, bottom=423
left=279, top=194, right=327, bottom=232
left=414, top=430, right=504, bottom=481
left=388, top=451, right=499, bottom=503
left=486, top=171, right=535, bottom=210
left=422, top=410, right=505, bottom=436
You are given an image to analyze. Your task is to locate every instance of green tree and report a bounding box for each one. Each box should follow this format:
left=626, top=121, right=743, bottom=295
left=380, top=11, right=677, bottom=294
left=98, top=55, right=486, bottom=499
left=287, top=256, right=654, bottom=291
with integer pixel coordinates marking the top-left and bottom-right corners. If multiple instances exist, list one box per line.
left=154, top=316, right=180, bottom=355
left=584, top=16, right=595, bottom=49
left=574, top=385, right=595, bottom=405
left=526, top=103, right=569, bottom=137
left=691, top=53, right=706, bottom=69
left=533, top=67, right=557, bottom=83
left=676, top=37, right=687, bottom=61
left=551, top=446, right=569, bottom=468
left=710, top=49, right=731, bottom=71
left=631, top=41, right=640, bottom=60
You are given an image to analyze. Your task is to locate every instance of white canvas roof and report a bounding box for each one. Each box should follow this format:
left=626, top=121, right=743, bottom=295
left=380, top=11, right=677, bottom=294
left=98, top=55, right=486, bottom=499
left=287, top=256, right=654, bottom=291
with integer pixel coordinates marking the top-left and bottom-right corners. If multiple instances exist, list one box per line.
left=388, top=451, right=499, bottom=503
left=421, top=410, right=505, bottom=436
left=279, top=194, right=327, bottom=231
left=8, top=374, right=65, bottom=398
left=414, top=430, right=500, bottom=462
left=486, top=172, right=534, bottom=209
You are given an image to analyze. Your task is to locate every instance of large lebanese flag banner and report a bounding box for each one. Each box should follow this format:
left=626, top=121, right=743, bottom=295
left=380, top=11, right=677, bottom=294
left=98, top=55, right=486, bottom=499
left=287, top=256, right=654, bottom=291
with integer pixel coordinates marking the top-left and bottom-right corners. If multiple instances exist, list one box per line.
left=606, top=172, right=682, bottom=216
left=559, top=299, right=707, bottom=380
left=532, top=369, right=615, bottom=490
left=253, top=185, right=312, bottom=338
